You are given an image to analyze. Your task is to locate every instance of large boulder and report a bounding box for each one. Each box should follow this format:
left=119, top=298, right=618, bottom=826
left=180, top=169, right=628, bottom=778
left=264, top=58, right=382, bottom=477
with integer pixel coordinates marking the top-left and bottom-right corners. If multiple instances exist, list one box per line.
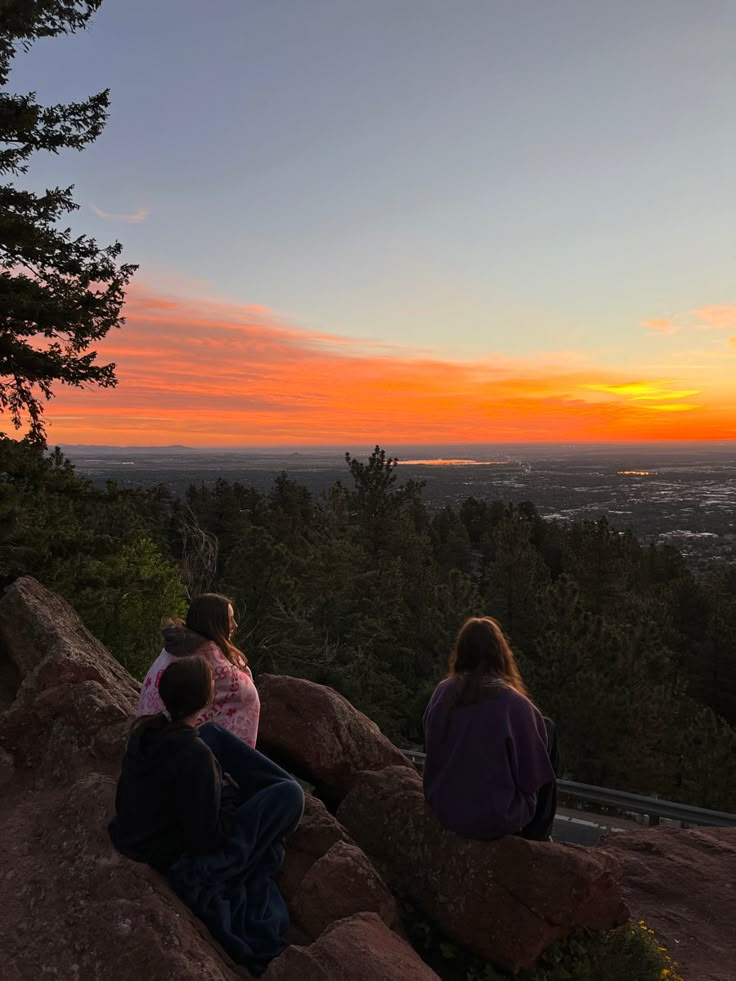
left=0, top=575, right=137, bottom=701
left=601, top=827, right=736, bottom=981
left=278, top=795, right=401, bottom=944
left=264, top=914, right=440, bottom=981
left=256, top=674, right=414, bottom=803
left=0, top=771, right=247, bottom=981
left=278, top=794, right=354, bottom=904
left=337, top=765, right=628, bottom=973
left=291, top=841, right=403, bottom=941
left=0, top=576, right=137, bottom=780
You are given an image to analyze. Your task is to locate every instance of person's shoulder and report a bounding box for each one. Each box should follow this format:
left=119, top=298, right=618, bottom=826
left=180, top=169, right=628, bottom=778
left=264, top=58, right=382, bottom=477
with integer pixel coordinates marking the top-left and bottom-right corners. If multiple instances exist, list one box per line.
left=200, top=641, right=227, bottom=664
left=180, top=730, right=216, bottom=766
left=503, top=686, right=543, bottom=720
left=432, top=677, right=455, bottom=696
left=428, top=677, right=456, bottom=706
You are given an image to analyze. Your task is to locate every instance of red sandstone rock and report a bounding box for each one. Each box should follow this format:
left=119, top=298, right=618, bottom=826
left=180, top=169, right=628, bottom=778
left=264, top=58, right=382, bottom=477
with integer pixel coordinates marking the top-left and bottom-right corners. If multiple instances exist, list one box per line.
left=0, top=577, right=637, bottom=981
left=601, top=827, right=736, bottom=981
left=0, top=575, right=138, bottom=701
left=0, top=771, right=248, bottom=981
left=0, top=577, right=137, bottom=779
left=256, top=674, right=414, bottom=802
left=291, top=840, right=403, bottom=941
left=264, top=914, right=440, bottom=981
left=279, top=794, right=354, bottom=903
left=337, top=765, right=629, bottom=973
left=0, top=579, right=419, bottom=981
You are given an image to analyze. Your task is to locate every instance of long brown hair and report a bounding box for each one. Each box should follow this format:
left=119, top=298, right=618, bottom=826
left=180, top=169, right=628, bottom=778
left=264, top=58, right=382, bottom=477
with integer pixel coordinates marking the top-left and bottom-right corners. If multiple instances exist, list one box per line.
left=447, top=616, right=530, bottom=707
left=186, top=593, right=247, bottom=668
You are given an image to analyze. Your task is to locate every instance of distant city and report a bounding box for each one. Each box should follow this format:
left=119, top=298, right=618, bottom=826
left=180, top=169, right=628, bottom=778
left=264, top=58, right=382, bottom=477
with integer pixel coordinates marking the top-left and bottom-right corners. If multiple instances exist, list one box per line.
left=62, top=442, right=736, bottom=567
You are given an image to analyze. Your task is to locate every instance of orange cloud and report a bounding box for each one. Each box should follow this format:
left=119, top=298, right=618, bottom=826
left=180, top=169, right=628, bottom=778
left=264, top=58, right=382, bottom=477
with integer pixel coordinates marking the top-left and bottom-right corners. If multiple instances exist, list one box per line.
left=642, top=319, right=680, bottom=336
left=4, top=285, right=735, bottom=445
left=694, top=306, right=736, bottom=330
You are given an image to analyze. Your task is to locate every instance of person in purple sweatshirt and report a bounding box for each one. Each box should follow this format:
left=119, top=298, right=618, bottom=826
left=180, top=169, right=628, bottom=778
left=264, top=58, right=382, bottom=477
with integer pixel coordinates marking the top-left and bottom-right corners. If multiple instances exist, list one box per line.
left=423, top=616, right=559, bottom=842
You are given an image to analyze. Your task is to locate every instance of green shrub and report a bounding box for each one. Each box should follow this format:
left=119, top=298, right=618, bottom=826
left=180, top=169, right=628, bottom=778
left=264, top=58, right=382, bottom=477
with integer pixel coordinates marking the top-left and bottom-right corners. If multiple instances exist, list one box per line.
left=403, top=898, right=682, bottom=981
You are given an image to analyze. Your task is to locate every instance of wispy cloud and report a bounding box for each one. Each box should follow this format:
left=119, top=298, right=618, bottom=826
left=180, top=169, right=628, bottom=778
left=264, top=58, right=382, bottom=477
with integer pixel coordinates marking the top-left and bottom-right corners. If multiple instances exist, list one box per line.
left=89, top=203, right=150, bottom=224
left=693, top=306, right=736, bottom=331
left=585, top=383, right=696, bottom=399
left=642, top=319, right=680, bottom=336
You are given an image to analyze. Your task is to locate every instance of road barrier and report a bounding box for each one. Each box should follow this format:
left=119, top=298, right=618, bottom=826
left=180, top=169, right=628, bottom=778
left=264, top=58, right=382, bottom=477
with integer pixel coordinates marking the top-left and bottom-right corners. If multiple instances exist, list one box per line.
left=400, top=749, right=736, bottom=829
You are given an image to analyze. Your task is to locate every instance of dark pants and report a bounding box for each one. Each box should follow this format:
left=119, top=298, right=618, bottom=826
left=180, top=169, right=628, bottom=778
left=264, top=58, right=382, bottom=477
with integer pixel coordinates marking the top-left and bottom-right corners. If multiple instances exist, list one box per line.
left=199, top=723, right=305, bottom=864
left=167, top=724, right=304, bottom=973
left=521, top=717, right=560, bottom=842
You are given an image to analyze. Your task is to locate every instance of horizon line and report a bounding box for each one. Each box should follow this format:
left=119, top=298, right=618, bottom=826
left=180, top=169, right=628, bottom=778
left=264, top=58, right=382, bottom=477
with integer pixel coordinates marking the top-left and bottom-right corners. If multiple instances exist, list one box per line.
left=54, top=438, right=736, bottom=451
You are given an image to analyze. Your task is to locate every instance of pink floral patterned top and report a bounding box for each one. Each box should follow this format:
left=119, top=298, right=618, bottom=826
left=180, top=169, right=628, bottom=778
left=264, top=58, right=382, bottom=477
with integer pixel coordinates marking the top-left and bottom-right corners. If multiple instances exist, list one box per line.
left=137, top=641, right=260, bottom=747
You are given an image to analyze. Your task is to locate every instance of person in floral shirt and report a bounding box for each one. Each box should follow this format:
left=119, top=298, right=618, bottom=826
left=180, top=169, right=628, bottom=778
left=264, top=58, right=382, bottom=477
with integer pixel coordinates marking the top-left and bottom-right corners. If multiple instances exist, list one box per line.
left=138, top=593, right=260, bottom=747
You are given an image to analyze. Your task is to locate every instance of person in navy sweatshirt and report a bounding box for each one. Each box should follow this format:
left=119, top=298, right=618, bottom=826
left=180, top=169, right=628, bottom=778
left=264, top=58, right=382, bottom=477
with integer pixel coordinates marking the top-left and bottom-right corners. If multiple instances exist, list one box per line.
left=423, top=616, right=558, bottom=842
left=109, top=656, right=304, bottom=974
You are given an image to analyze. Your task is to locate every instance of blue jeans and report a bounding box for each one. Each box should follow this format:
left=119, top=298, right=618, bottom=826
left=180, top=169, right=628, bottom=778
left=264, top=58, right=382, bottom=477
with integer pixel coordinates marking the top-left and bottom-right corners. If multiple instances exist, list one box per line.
left=167, top=724, right=304, bottom=973
left=199, top=723, right=305, bottom=866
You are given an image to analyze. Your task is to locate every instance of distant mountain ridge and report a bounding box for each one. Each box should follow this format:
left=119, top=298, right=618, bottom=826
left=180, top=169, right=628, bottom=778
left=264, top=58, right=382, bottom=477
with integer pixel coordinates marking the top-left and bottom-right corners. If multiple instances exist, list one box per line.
left=59, top=444, right=193, bottom=453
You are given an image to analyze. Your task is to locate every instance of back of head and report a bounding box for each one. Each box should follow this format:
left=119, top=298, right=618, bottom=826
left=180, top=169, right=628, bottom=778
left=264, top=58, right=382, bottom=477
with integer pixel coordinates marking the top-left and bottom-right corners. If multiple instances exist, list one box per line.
left=159, top=656, right=214, bottom=722
left=185, top=592, right=247, bottom=667
left=448, top=616, right=529, bottom=704
left=134, top=656, right=214, bottom=737
left=161, top=622, right=208, bottom=658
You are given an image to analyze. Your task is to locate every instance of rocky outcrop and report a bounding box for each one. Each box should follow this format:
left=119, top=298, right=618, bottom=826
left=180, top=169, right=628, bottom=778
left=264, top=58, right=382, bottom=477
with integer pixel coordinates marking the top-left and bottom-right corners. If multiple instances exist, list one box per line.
left=0, top=579, right=247, bottom=980
left=278, top=794, right=354, bottom=904
left=264, top=914, right=440, bottom=981
left=291, top=841, right=403, bottom=941
left=256, top=674, right=414, bottom=803
left=0, top=576, right=137, bottom=781
left=0, top=770, right=246, bottom=981
left=601, top=827, right=736, bottom=981
left=278, top=796, right=401, bottom=943
left=0, top=576, right=632, bottom=980
left=0, top=575, right=137, bottom=700
left=0, top=578, right=428, bottom=981
left=337, top=765, right=628, bottom=973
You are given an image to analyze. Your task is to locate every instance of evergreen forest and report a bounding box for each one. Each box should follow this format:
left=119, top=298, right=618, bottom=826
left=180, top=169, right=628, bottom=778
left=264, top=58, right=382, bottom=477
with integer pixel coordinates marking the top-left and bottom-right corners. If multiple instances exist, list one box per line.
left=2, top=435, right=736, bottom=811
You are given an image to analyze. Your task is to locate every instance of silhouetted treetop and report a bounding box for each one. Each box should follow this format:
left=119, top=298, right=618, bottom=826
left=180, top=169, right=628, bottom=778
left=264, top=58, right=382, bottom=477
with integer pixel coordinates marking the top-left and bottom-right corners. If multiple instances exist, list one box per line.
left=0, top=0, right=135, bottom=445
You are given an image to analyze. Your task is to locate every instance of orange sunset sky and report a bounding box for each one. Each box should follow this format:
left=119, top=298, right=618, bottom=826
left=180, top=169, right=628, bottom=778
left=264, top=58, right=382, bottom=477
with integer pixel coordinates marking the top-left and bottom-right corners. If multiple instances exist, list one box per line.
left=17, top=283, right=736, bottom=447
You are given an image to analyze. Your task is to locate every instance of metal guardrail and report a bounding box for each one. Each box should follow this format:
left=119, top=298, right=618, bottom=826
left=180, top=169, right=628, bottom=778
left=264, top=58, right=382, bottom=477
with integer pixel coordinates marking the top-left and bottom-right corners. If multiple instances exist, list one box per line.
left=400, top=749, right=736, bottom=829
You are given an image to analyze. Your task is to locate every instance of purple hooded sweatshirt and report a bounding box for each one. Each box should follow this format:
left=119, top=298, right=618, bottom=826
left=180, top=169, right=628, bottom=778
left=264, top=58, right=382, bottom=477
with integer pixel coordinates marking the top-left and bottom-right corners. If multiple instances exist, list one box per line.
left=422, top=677, right=555, bottom=840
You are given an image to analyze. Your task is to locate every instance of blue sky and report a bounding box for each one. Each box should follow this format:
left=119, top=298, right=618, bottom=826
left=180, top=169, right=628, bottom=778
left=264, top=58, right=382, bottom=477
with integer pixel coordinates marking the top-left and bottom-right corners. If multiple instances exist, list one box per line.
left=11, top=1, right=735, bottom=354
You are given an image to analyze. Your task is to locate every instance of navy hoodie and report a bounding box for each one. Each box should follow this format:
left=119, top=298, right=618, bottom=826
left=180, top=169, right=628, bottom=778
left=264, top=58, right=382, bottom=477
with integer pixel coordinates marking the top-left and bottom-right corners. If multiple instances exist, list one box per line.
left=109, top=721, right=231, bottom=871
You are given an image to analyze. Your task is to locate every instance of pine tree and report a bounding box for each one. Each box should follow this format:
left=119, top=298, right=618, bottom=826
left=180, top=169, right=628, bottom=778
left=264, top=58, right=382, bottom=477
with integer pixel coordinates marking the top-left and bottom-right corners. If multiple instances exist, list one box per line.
left=1, top=0, right=136, bottom=444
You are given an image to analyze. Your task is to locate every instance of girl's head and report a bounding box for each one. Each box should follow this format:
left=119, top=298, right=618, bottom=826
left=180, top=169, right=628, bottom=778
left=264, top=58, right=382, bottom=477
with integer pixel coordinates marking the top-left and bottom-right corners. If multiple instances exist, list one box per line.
left=448, top=616, right=528, bottom=699
left=158, top=656, right=214, bottom=723
left=185, top=593, right=246, bottom=666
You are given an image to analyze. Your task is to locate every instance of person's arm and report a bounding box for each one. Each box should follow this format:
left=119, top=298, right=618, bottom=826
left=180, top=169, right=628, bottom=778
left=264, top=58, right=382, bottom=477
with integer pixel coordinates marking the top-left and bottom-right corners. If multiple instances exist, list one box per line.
left=197, top=647, right=259, bottom=747
left=175, top=741, right=227, bottom=855
left=505, top=696, right=556, bottom=796
left=136, top=657, right=166, bottom=717
left=423, top=679, right=450, bottom=748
